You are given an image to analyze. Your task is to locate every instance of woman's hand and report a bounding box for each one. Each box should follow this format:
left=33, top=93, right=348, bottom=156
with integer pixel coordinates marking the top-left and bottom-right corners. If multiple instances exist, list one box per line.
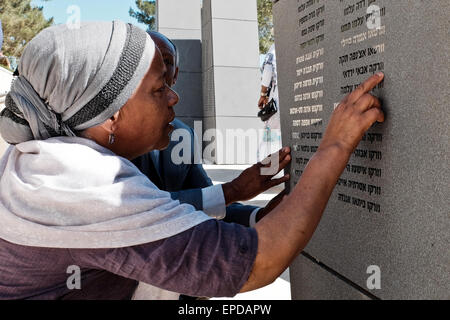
left=240, top=73, right=385, bottom=293
left=320, top=72, right=385, bottom=156
left=222, top=148, right=291, bottom=205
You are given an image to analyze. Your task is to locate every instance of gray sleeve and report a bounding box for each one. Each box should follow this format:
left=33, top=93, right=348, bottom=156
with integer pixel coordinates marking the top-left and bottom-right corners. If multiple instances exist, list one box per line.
left=70, top=220, right=258, bottom=298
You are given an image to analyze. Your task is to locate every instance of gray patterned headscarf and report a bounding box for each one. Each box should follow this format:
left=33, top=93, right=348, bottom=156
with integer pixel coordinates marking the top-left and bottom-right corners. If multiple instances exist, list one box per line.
left=0, top=21, right=213, bottom=252
left=0, top=20, right=155, bottom=144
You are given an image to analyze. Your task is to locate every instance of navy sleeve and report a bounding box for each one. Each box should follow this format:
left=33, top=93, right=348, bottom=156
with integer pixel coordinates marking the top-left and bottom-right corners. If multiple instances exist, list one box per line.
left=70, top=220, right=258, bottom=298
left=224, top=203, right=260, bottom=227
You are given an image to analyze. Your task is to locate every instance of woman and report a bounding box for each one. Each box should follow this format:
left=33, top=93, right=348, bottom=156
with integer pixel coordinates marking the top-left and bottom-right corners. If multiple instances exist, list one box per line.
left=0, top=21, right=385, bottom=299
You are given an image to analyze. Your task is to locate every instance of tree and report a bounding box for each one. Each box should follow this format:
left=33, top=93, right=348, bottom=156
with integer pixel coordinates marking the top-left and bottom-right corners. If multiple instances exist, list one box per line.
left=0, top=0, right=53, bottom=57
left=258, top=0, right=274, bottom=54
left=129, top=0, right=156, bottom=32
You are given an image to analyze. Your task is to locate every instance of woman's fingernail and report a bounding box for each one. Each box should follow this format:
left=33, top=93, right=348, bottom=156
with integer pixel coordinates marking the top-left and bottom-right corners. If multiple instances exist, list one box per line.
left=376, top=72, right=384, bottom=77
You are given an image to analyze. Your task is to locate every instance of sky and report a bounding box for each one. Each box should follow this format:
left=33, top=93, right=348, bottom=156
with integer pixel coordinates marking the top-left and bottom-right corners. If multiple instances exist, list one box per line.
left=31, top=0, right=148, bottom=30
left=30, top=0, right=266, bottom=64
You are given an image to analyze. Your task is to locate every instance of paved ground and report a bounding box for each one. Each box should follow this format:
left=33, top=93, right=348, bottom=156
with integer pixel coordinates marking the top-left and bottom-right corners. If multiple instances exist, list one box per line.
left=204, top=164, right=292, bottom=300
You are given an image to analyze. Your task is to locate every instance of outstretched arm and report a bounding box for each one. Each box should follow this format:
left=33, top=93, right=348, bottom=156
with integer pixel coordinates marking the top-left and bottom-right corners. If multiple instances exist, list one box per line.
left=241, top=73, right=385, bottom=292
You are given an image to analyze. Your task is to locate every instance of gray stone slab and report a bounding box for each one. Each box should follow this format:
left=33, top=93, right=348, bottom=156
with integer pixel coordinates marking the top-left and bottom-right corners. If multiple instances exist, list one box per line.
left=214, top=116, right=262, bottom=165
left=213, top=66, right=261, bottom=117
left=201, top=21, right=214, bottom=71
left=210, top=19, right=260, bottom=68
left=157, top=0, right=202, bottom=31
left=274, top=0, right=450, bottom=299
left=200, top=0, right=263, bottom=165
left=201, top=0, right=212, bottom=27
left=210, top=0, right=258, bottom=21
left=202, top=67, right=216, bottom=116
left=173, top=40, right=202, bottom=73
left=290, top=253, right=371, bottom=300
left=172, top=71, right=203, bottom=118
left=202, top=116, right=218, bottom=163
left=157, top=28, right=201, bottom=40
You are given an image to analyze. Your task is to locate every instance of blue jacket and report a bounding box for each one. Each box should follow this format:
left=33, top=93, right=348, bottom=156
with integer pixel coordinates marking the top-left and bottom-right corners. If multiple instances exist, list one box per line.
left=133, top=119, right=259, bottom=227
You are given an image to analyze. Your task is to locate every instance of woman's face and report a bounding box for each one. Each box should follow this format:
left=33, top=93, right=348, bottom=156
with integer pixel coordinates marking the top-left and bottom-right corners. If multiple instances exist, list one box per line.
left=111, top=48, right=179, bottom=159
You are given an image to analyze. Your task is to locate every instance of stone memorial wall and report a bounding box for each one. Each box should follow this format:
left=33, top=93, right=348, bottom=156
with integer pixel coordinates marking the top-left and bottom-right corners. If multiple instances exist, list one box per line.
left=273, top=0, right=449, bottom=299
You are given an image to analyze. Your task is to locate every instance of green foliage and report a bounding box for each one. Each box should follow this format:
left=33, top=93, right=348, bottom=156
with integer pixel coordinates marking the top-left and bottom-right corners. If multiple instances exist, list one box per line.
left=258, top=0, right=274, bottom=54
left=0, top=0, right=54, bottom=57
left=129, top=0, right=156, bottom=32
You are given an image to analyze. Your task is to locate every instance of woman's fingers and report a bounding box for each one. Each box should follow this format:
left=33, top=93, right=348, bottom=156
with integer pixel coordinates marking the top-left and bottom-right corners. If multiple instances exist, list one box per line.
left=319, top=73, right=386, bottom=155
left=277, top=153, right=291, bottom=172
left=348, top=72, right=384, bottom=104
left=266, top=174, right=290, bottom=189
left=261, top=147, right=291, bottom=167
left=260, top=147, right=291, bottom=177
left=354, top=93, right=382, bottom=113
left=361, top=107, right=385, bottom=131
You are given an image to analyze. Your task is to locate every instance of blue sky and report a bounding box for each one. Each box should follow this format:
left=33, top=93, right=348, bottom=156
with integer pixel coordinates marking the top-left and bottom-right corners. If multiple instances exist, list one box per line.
left=31, top=0, right=148, bottom=30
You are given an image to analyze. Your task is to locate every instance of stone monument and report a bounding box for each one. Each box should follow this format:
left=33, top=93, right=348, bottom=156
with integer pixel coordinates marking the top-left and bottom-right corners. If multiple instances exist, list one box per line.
left=201, top=0, right=261, bottom=164
left=157, top=0, right=262, bottom=164
left=156, top=0, right=203, bottom=129
left=273, top=0, right=449, bottom=299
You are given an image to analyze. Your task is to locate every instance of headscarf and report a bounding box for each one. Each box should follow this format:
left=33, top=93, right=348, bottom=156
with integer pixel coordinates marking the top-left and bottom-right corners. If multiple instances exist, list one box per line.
left=0, top=20, right=154, bottom=144
left=0, top=21, right=212, bottom=249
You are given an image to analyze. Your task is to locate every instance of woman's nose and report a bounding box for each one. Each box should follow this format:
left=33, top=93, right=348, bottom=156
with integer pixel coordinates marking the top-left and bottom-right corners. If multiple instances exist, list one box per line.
left=168, top=87, right=179, bottom=107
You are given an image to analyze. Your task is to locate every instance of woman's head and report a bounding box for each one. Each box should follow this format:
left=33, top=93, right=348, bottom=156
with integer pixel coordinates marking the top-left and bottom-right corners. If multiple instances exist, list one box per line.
left=0, top=21, right=179, bottom=159
left=83, top=48, right=179, bottom=159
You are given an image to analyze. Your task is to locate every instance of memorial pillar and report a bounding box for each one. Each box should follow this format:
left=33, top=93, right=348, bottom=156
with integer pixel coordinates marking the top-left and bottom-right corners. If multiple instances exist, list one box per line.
left=157, top=0, right=203, bottom=129
left=202, top=0, right=261, bottom=164
left=273, top=0, right=449, bottom=299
